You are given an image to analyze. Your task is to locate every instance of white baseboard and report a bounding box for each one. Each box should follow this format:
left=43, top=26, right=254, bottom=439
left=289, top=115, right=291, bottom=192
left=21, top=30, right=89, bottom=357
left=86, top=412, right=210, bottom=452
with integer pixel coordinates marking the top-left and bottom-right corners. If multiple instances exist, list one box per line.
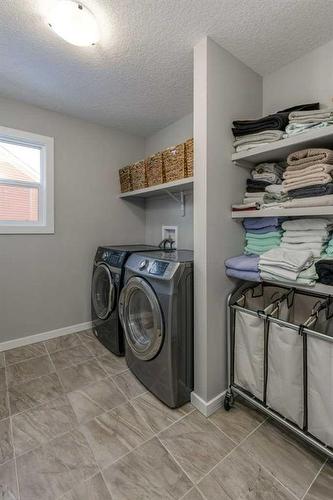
left=0, top=321, right=92, bottom=352
left=191, top=390, right=227, bottom=417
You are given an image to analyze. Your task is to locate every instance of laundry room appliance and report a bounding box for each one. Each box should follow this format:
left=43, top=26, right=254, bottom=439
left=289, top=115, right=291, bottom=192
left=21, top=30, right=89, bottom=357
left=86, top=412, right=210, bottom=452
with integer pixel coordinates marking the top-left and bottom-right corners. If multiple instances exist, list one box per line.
left=119, top=250, right=194, bottom=407
left=91, top=245, right=157, bottom=356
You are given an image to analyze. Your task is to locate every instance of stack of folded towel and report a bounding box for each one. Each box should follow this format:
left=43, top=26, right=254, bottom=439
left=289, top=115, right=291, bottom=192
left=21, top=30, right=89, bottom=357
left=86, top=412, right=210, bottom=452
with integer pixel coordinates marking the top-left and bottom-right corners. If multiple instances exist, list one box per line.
left=315, top=259, right=333, bottom=285
left=280, top=218, right=332, bottom=258
left=281, top=148, right=333, bottom=208
left=225, top=255, right=260, bottom=282
left=284, top=108, right=333, bottom=138
left=243, top=217, right=282, bottom=255
left=258, top=247, right=317, bottom=286
left=263, top=184, right=289, bottom=207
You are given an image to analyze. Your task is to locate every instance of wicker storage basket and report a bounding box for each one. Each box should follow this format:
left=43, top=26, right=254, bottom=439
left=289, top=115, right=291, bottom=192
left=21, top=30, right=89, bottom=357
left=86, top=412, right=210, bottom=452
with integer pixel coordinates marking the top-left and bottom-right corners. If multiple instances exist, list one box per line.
left=130, top=160, right=147, bottom=190
left=146, top=152, right=164, bottom=187
left=119, top=165, right=132, bottom=193
left=162, top=143, right=186, bottom=182
left=185, top=138, right=193, bottom=177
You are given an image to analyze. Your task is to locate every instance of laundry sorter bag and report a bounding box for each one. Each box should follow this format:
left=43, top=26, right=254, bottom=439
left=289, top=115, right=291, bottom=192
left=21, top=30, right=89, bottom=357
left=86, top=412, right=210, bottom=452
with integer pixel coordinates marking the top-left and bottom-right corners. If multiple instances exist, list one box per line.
left=233, top=284, right=289, bottom=401
left=266, top=293, right=326, bottom=428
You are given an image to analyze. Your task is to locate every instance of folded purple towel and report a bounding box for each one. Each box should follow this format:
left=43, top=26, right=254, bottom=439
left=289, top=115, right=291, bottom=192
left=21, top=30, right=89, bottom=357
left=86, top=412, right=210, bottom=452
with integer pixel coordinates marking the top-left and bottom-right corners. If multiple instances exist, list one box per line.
left=246, top=225, right=280, bottom=234
left=226, top=268, right=261, bottom=282
left=243, top=217, right=279, bottom=230
left=225, top=255, right=259, bottom=272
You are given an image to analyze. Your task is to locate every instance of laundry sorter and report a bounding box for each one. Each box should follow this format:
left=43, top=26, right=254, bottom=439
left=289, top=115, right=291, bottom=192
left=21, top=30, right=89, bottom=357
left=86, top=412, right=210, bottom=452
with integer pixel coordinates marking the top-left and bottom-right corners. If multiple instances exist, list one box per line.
left=225, top=281, right=333, bottom=458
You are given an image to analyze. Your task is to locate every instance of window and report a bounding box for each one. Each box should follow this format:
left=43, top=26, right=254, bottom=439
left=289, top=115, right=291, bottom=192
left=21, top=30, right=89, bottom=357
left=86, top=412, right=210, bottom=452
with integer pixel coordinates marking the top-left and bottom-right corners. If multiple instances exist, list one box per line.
left=0, top=126, right=54, bottom=234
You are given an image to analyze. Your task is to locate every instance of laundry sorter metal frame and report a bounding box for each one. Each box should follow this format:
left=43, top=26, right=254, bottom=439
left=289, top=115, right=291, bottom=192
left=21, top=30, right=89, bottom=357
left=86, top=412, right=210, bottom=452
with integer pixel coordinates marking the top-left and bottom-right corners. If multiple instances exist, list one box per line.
left=225, top=281, right=333, bottom=459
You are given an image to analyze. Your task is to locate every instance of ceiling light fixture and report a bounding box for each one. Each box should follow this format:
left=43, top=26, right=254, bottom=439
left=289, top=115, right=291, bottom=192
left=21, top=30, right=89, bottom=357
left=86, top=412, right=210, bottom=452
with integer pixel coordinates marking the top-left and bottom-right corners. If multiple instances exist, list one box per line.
left=48, top=1, right=99, bottom=47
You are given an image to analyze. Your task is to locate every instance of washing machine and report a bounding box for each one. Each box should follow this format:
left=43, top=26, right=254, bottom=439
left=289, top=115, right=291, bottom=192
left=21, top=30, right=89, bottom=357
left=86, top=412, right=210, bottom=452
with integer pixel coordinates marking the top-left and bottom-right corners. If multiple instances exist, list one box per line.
left=119, top=250, right=194, bottom=407
left=91, top=245, right=157, bottom=356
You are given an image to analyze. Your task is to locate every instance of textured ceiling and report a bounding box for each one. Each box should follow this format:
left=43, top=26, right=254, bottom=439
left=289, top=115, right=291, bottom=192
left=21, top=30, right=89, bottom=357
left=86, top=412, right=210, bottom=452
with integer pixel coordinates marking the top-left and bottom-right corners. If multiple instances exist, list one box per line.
left=1, top=0, right=333, bottom=136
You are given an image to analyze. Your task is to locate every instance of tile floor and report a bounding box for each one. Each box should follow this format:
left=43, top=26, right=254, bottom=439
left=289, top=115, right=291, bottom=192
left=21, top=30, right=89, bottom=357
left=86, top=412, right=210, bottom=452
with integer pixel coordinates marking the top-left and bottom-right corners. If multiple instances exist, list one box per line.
left=0, top=330, right=331, bottom=500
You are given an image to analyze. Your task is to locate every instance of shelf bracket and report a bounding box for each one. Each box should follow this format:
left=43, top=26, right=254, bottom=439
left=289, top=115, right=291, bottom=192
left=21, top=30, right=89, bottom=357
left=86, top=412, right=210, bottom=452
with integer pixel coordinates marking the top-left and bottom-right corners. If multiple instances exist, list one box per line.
left=165, top=190, right=185, bottom=216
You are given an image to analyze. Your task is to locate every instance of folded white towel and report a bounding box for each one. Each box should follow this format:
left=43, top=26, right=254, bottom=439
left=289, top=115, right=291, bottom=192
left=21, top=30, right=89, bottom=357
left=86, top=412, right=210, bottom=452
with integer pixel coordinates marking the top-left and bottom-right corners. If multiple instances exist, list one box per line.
left=289, top=108, right=333, bottom=123
left=258, top=264, right=301, bottom=281
left=281, top=219, right=332, bottom=231
left=282, top=229, right=329, bottom=238
left=283, top=164, right=333, bottom=180
left=282, top=173, right=332, bottom=192
left=280, top=243, right=324, bottom=258
left=282, top=235, right=328, bottom=243
left=244, top=192, right=265, bottom=199
left=260, top=264, right=318, bottom=286
left=233, top=130, right=284, bottom=147
left=259, top=247, right=313, bottom=271
left=282, top=194, right=333, bottom=208
left=283, top=122, right=333, bottom=138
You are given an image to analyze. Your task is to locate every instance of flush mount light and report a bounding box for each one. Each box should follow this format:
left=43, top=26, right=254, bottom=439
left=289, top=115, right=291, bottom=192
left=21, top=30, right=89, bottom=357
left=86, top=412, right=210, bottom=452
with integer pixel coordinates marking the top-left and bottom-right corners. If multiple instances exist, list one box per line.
left=48, top=1, right=99, bottom=47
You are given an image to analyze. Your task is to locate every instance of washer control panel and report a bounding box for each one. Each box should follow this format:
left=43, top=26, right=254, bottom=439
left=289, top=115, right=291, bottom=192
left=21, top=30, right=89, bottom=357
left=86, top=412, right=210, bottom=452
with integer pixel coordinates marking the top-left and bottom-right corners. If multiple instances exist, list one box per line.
left=149, top=260, right=169, bottom=276
left=127, top=254, right=178, bottom=280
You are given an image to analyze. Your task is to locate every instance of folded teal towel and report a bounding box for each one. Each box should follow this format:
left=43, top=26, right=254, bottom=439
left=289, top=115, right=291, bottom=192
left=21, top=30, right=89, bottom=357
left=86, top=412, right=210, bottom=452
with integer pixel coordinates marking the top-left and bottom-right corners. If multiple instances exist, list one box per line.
left=245, top=231, right=281, bottom=240
left=245, top=243, right=280, bottom=255
left=327, top=238, right=333, bottom=247
left=246, top=237, right=281, bottom=248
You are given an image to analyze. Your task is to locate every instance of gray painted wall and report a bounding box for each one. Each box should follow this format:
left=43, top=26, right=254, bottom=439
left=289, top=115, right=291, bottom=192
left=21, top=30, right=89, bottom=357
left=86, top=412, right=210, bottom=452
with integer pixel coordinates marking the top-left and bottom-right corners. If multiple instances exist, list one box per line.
left=0, top=96, right=145, bottom=342
left=193, top=37, right=262, bottom=404
left=144, top=113, right=194, bottom=249
left=263, top=39, right=333, bottom=114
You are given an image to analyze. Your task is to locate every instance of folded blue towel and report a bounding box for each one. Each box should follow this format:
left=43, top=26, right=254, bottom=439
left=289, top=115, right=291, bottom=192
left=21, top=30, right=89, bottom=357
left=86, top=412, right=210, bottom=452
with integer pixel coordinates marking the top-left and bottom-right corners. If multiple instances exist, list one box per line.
left=243, top=217, right=279, bottom=230
left=226, top=268, right=261, bottom=282
left=224, top=255, right=259, bottom=272
left=246, top=225, right=280, bottom=234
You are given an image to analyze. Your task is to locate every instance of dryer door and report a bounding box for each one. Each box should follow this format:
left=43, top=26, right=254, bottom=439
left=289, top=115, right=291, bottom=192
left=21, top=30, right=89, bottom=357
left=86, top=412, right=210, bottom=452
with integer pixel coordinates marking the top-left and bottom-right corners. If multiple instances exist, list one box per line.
left=92, top=264, right=116, bottom=320
left=119, top=276, right=164, bottom=361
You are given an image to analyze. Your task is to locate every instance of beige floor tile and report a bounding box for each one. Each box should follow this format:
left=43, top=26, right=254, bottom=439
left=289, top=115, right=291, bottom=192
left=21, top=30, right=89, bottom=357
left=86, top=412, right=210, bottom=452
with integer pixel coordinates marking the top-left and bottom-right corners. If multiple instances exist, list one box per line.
left=198, top=447, right=296, bottom=499
left=6, top=355, right=54, bottom=387
left=0, top=368, right=6, bottom=391
left=112, top=370, right=146, bottom=399
left=0, top=353, right=4, bottom=369
left=97, top=352, right=127, bottom=376
left=0, top=418, right=13, bottom=465
left=68, top=378, right=126, bottom=423
left=209, top=398, right=266, bottom=443
left=132, top=391, right=193, bottom=433
left=77, top=329, right=96, bottom=342
left=103, top=437, right=193, bottom=499
left=17, top=429, right=98, bottom=500
left=8, top=372, right=64, bottom=415
left=0, top=459, right=19, bottom=500
left=80, top=402, right=153, bottom=468
left=304, top=462, right=333, bottom=500
left=159, top=410, right=235, bottom=483
left=12, top=395, right=78, bottom=456
left=57, top=359, right=107, bottom=392
left=62, top=472, right=112, bottom=500
left=4, top=342, right=47, bottom=366
left=0, top=390, right=9, bottom=421
left=44, top=333, right=81, bottom=354
left=50, top=344, right=93, bottom=371
left=240, top=420, right=325, bottom=498
left=85, top=338, right=110, bottom=357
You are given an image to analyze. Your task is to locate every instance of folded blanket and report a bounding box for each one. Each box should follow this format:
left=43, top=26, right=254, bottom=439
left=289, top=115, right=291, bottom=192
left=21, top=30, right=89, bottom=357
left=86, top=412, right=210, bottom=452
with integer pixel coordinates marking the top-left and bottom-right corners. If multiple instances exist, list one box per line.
left=283, top=121, right=333, bottom=138
left=282, top=173, right=332, bottom=192
left=232, top=202, right=259, bottom=210
left=243, top=217, right=280, bottom=230
left=288, top=183, right=333, bottom=199
left=259, top=247, right=313, bottom=271
left=289, top=108, right=333, bottom=124
left=282, top=194, right=333, bottom=208
left=246, top=231, right=281, bottom=240
left=246, top=225, right=280, bottom=235
left=287, top=148, right=333, bottom=168
left=315, top=259, right=333, bottom=285
left=226, top=268, right=261, bottom=282
left=224, top=255, right=259, bottom=272
left=283, top=164, right=333, bottom=180
left=252, top=162, right=285, bottom=175
left=252, top=172, right=281, bottom=184
left=282, top=219, right=331, bottom=231
left=232, top=116, right=288, bottom=137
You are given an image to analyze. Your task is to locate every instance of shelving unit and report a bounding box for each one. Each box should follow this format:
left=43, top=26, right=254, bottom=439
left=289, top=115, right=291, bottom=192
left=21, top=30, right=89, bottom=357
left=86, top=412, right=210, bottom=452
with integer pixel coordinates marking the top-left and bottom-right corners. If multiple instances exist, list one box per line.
left=119, top=177, right=193, bottom=199
left=232, top=206, right=333, bottom=219
left=232, top=126, right=333, bottom=167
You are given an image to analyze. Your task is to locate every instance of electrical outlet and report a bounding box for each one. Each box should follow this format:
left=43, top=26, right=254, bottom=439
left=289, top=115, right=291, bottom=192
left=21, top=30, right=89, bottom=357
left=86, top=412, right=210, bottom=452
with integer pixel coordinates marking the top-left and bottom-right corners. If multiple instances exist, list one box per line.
left=162, top=226, right=178, bottom=249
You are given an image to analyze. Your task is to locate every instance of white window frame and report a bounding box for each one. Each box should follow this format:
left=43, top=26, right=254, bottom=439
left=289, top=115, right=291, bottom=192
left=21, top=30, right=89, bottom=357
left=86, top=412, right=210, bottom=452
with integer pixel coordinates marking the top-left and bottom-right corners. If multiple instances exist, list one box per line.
left=0, top=126, right=54, bottom=234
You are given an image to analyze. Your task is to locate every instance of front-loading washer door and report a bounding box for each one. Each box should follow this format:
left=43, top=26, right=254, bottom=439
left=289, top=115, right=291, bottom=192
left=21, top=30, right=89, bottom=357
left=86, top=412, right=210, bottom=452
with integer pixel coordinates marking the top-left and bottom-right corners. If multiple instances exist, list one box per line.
left=92, top=264, right=116, bottom=320
left=120, top=277, right=164, bottom=361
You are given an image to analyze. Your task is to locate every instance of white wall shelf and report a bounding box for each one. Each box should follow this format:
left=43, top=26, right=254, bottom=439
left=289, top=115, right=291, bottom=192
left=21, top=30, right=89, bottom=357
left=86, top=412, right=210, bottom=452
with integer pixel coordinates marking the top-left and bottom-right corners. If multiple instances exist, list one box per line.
left=232, top=126, right=333, bottom=166
left=262, top=280, right=333, bottom=296
left=232, top=207, right=333, bottom=219
left=119, top=177, right=193, bottom=199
